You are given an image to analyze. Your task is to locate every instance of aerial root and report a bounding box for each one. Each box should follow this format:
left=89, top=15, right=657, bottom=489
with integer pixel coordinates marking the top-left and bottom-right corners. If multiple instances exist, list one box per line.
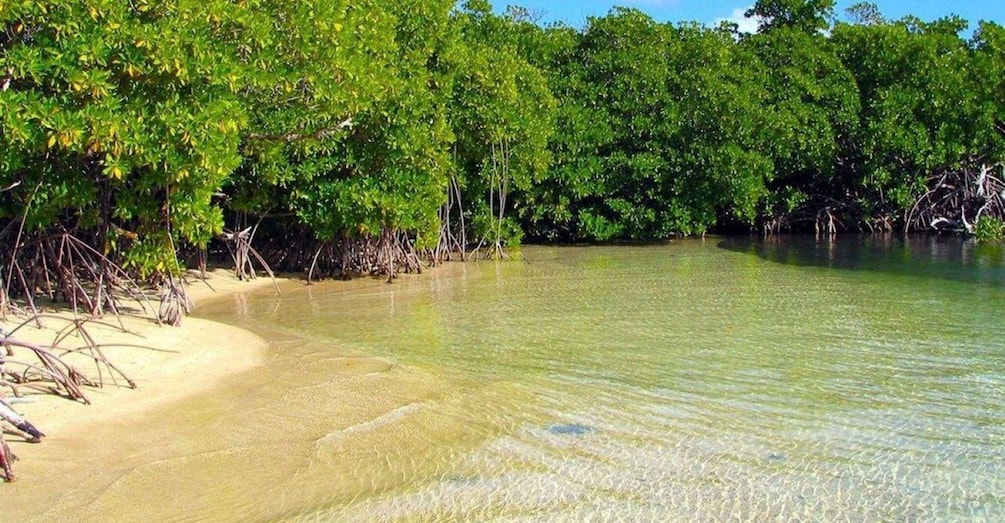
left=906, top=163, right=1005, bottom=234
left=1, top=312, right=146, bottom=481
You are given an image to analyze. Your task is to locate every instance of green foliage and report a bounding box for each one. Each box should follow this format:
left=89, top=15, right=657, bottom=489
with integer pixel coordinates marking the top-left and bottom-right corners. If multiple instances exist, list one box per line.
left=1, top=0, right=249, bottom=258
left=743, top=21, right=860, bottom=227
left=522, top=10, right=775, bottom=240
left=446, top=4, right=555, bottom=249
left=1, top=0, right=390, bottom=275
left=748, top=0, right=837, bottom=34
left=3, top=0, right=1004, bottom=287
left=831, top=14, right=1001, bottom=222
left=973, top=21, right=1005, bottom=160
left=974, top=216, right=1005, bottom=242
left=271, top=0, right=455, bottom=245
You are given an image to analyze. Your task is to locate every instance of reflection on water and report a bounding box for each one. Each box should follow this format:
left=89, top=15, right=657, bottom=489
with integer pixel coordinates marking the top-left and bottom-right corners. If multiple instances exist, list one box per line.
left=720, top=234, right=1005, bottom=286
left=97, top=239, right=1005, bottom=520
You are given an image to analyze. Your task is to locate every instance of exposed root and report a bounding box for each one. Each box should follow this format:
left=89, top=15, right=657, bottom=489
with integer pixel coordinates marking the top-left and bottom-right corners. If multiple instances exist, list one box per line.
left=906, top=163, right=1005, bottom=234
left=1, top=380, right=46, bottom=483
left=0, top=398, right=43, bottom=442
left=433, top=176, right=468, bottom=264
left=1, top=336, right=92, bottom=403
left=815, top=208, right=840, bottom=239
left=222, top=218, right=432, bottom=282
left=0, top=312, right=145, bottom=481
left=0, top=431, right=14, bottom=482
left=762, top=215, right=789, bottom=236
left=306, top=229, right=425, bottom=282
left=220, top=221, right=280, bottom=293
left=158, top=277, right=192, bottom=327
left=0, top=229, right=157, bottom=323
left=2, top=315, right=139, bottom=401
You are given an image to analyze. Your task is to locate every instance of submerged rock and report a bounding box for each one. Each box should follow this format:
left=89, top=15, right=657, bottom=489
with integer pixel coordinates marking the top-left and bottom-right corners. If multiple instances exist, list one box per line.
left=767, top=453, right=787, bottom=463
left=547, top=423, right=594, bottom=436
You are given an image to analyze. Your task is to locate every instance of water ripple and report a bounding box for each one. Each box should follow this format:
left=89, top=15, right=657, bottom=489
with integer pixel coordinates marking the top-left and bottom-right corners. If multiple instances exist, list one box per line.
left=212, top=241, right=1005, bottom=521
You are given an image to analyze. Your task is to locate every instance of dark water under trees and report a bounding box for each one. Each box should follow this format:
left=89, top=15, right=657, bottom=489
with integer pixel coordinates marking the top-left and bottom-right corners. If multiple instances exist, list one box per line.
left=189, top=236, right=1004, bottom=520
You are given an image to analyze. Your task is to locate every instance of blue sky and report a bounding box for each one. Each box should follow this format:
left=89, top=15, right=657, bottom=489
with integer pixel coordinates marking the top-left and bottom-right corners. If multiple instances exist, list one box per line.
left=493, top=1, right=1003, bottom=30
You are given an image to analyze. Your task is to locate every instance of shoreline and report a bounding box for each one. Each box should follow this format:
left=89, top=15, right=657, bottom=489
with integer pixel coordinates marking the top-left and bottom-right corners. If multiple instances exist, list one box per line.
left=1, top=269, right=282, bottom=518
left=2, top=264, right=492, bottom=522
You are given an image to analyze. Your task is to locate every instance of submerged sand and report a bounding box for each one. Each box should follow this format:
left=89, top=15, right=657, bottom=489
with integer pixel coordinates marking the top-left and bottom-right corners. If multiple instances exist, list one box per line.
left=0, top=270, right=276, bottom=519
left=1, top=268, right=498, bottom=522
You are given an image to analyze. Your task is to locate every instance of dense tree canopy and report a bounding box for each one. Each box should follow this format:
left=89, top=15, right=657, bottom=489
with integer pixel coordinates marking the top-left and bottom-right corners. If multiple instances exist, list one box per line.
left=446, top=1, right=555, bottom=253
left=521, top=9, right=776, bottom=240
left=2, top=0, right=1003, bottom=295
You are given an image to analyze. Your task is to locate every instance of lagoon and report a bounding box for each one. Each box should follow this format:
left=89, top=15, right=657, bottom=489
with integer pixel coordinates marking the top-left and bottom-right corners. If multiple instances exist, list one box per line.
left=182, top=237, right=1005, bottom=519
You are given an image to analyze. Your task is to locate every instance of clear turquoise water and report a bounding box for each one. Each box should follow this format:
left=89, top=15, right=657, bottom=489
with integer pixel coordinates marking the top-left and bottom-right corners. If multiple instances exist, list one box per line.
left=202, top=236, right=1005, bottom=521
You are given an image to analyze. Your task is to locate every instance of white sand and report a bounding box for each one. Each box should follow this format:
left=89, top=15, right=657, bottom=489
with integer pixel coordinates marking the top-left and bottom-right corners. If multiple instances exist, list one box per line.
left=0, top=269, right=279, bottom=516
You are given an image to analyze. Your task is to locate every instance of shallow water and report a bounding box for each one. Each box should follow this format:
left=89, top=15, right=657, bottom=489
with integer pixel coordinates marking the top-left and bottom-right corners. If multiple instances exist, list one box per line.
left=187, top=237, right=1005, bottom=520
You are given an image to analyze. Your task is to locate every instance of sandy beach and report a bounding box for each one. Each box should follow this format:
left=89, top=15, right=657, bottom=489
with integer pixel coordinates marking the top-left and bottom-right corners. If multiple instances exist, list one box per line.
left=1, top=270, right=280, bottom=519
